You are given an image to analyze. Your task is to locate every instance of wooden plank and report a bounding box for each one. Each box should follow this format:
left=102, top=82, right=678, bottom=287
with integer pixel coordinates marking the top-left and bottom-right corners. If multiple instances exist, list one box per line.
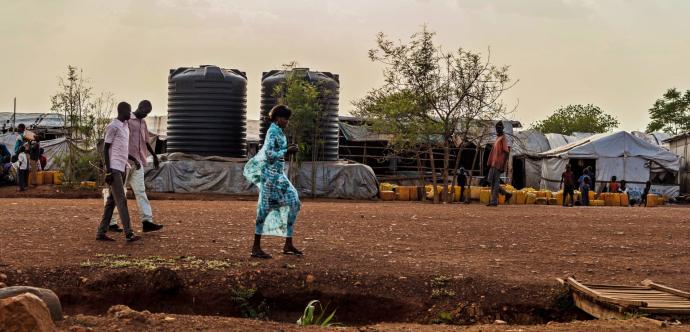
left=586, top=284, right=652, bottom=290
left=572, top=292, right=627, bottom=320
left=641, top=280, right=690, bottom=299
left=639, top=307, right=690, bottom=314
left=566, top=277, right=647, bottom=308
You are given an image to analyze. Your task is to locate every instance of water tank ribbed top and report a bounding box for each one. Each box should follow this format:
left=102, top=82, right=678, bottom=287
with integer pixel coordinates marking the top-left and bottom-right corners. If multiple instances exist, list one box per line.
left=167, top=65, right=248, bottom=158
left=259, top=69, right=340, bottom=161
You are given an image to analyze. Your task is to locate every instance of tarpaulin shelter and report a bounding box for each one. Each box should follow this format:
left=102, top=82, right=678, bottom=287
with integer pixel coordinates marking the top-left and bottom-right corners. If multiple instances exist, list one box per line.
left=144, top=153, right=378, bottom=199
left=538, top=131, right=681, bottom=198
left=510, top=131, right=591, bottom=189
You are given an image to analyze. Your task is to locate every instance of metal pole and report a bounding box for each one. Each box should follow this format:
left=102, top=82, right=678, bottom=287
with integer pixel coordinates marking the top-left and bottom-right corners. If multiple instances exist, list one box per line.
left=12, top=97, right=16, bottom=131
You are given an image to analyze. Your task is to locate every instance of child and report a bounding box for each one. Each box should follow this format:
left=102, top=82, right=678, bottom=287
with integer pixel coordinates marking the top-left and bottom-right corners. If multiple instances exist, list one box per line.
left=639, top=181, right=652, bottom=207
left=581, top=176, right=591, bottom=206
left=17, top=146, right=28, bottom=191
left=608, top=176, right=619, bottom=193
left=560, top=164, right=575, bottom=207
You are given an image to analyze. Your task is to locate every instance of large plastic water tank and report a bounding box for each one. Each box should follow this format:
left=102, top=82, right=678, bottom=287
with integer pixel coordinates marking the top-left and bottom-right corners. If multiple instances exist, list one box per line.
left=167, top=65, right=247, bottom=158
left=259, top=68, right=340, bottom=161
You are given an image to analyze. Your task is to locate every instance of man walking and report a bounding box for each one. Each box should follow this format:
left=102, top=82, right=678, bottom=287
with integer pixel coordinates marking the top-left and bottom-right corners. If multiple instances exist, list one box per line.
left=486, top=121, right=512, bottom=207
left=96, top=102, right=140, bottom=242
left=108, top=100, right=163, bottom=233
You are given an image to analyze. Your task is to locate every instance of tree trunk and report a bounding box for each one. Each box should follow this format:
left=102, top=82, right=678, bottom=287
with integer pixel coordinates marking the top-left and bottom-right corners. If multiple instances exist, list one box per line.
left=450, top=143, right=466, bottom=202
left=443, top=144, right=451, bottom=203
left=416, top=150, right=426, bottom=201
left=428, top=147, right=439, bottom=204
left=468, top=143, right=481, bottom=188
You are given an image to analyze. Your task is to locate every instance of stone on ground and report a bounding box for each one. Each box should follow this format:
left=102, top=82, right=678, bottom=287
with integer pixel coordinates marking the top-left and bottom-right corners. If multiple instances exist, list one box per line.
left=0, top=286, right=62, bottom=321
left=0, top=293, right=56, bottom=332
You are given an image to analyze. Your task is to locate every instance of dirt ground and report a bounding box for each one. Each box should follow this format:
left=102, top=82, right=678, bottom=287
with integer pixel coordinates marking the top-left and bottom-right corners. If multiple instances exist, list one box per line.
left=2, top=197, right=690, bottom=330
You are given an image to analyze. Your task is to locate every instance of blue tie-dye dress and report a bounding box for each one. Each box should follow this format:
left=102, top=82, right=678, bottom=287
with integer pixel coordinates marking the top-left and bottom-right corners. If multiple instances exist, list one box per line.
left=243, top=122, right=301, bottom=237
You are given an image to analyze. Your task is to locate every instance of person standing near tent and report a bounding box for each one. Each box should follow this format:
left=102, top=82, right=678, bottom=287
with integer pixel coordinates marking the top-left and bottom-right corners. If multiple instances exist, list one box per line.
left=96, top=102, right=140, bottom=243
left=486, top=122, right=512, bottom=207
left=107, top=100, right=163, bottom=234
left=29, top=136, right=41, bottom=186
left=13, top=123, right=26, bottom=155
left=560, top=164, right=575, bottom=207
left=577, top=168, right=591, bottom=206
left=16, top=145, right=28, bottom=191
left=243, top=105, right=302, bottom=259
left=457, top=167, right=469, bottom=204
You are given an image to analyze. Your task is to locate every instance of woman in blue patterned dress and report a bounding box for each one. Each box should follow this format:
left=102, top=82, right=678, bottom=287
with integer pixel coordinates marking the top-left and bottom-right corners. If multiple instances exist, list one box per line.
left=244, top=105, right=302, bottom=259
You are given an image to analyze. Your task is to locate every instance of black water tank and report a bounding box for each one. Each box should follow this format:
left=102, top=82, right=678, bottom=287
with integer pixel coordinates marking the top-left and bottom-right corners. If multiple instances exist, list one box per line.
left=259, top=68, right=340, bottom=161
left=167, top=65, right=247, bottom=158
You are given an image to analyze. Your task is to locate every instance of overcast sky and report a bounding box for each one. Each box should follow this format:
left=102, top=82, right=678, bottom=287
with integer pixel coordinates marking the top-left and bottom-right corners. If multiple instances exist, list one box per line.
left=2, top=0, right=690, bottom=131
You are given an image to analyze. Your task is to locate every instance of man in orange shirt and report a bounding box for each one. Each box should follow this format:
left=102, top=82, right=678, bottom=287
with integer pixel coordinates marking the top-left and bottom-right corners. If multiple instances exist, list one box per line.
left=486, top=122, right=512, bottom=207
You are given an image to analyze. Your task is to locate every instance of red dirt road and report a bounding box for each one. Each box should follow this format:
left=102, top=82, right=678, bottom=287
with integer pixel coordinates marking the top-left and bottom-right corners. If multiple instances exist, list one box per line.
left=2, top=199, right=689, bottom=287
left=2, top=198, right=690, bottom=330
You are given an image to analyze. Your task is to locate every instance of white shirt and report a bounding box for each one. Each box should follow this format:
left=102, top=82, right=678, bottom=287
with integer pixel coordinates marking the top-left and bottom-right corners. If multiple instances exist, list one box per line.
left=18, top=152, right=28, bottom=170
left=104, top=119, right=130, bottom=172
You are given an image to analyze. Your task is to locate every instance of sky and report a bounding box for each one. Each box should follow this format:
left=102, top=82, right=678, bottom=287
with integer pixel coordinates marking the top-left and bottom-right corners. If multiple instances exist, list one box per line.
left=2, top=0, right=690, bottom=131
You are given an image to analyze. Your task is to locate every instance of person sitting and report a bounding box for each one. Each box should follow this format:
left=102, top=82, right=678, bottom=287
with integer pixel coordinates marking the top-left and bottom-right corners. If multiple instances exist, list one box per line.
left=607, top=176, right=619, bottom=193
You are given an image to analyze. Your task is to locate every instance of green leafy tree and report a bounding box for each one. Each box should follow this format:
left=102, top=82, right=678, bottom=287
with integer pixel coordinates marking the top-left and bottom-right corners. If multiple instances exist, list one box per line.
left=646, top=88, right=690, bottom=135
left=531, top=104, right=619, bottom=135
left=354, top=26, right=514, bottom=203
left=50, top=66, right=114, bottom=183
left=273, top=62, right=335, bottom=196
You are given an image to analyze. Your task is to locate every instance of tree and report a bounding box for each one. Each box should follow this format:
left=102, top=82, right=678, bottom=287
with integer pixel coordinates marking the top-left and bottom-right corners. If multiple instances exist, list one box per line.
left=646, top=88, right=690, bottom=135
left=273, top=62, right=335, bottom=197
left=50, top=66, right=115, bottom=184
left=353, top=26, right=515, bottom=203
left=531, top=104, right=619, bottom=135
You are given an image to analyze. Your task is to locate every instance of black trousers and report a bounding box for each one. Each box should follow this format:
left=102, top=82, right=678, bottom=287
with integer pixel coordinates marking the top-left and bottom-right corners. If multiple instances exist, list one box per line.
left=563, top=185, right=575, bottom=206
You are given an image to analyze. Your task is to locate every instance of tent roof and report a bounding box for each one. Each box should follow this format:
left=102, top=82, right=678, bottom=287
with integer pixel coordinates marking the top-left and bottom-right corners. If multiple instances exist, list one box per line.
left=538, top=131, right=680, bottom=171
left=0, top=112, right=65, bottom=128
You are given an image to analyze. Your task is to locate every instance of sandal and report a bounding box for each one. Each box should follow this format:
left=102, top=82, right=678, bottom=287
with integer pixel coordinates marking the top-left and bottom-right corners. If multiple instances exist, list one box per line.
left=283, top=248, right=304, bottom=256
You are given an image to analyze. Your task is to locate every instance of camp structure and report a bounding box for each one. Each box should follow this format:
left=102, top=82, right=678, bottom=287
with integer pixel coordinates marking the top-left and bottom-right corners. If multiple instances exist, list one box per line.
left=510, top=130, right=590, bottom=189
left=664, top=132, right=690, bottom=194
left=339, top=115, right=522, bottom=184
left=537, top=131, right=681, bottom=198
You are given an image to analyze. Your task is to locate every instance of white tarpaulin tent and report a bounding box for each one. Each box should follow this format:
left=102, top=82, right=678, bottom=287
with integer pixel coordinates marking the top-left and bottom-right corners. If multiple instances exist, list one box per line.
left=538, top=131, right=681, bottom=198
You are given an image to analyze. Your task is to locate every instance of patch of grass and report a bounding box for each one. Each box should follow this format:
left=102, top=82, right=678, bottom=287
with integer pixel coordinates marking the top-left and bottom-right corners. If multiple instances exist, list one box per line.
left=431, top=275, right=455, bottom=298
left=79, top=255, right=235, bottom=272
left=431, top=288, right=457, bottom=299
left=231, top=285, right=269, bottom=319
left=431, top=275, right=452, bottom=288
left=432, top=311, right=454, bottom=324
left=297, top=300, right=338, bottom=327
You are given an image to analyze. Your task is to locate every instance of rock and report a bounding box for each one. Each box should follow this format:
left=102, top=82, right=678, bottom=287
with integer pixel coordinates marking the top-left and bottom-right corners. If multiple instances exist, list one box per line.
left=163, top=316, right=176, bottom=322
left=107, top=305, right=150, bottom=323
left=494, top=319, right=507, bottom=325
left=148, top=268, right=183, bottom=294
left=0, top=286, right=62, bottom=321
left=0, top=293, right=56, bottom=332
left=306, top=274, right=315, bottom=284
left=0, top=274, right=7, bottom=282
left=69, top=326, right=93, bottom=332
left=0, top=283, right=6, bottom=289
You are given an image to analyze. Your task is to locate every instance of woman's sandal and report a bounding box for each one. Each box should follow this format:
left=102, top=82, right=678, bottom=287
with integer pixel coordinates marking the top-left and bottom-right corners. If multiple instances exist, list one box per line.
left=251, top=251, right=272, bottom=259
left=283, top=248, right=304, bottom=257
